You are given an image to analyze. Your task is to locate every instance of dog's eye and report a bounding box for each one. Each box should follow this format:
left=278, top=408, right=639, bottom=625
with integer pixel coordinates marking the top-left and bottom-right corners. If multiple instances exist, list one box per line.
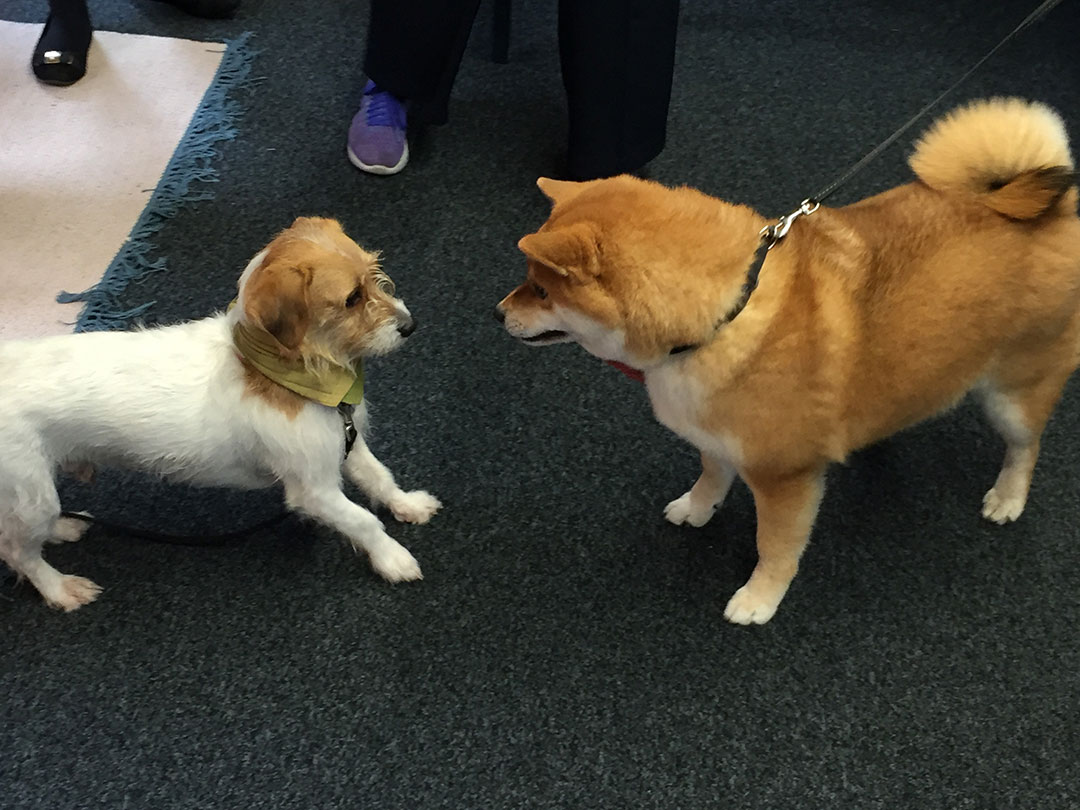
left=531, top=282, right=547, bottom=300
left=345, top=288, right=364, bottom=308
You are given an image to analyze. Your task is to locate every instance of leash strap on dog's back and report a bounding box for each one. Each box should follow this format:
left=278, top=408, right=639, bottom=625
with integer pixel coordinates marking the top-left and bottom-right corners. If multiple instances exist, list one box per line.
left=666, top=0, right=1069, bottom=358
left=751, top=0, right=1068, bottom=273
left=757, top=0, right=1068, bottom=251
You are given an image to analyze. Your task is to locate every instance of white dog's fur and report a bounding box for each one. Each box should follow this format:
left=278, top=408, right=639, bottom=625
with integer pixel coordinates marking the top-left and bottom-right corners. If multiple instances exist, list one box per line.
left=0, top=221, right=440, bottom=611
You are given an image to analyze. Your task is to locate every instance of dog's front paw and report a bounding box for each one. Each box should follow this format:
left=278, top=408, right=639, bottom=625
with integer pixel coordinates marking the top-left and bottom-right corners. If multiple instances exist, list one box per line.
left=723, top=584, right=782, bottom=625
left=982, top=487, right=1025, bottom=524
left=370, top=541, right=423, bottom=583
left=389, top=490, right=442, bottom=525
left=44, top=575, right=103, bottom=612
left=664, top=492, right=715, bottom=527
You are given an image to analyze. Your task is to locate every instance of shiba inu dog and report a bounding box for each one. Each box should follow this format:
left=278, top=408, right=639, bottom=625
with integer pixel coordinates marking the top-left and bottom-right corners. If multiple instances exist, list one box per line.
left=497, top=98, right=1080, bottom=624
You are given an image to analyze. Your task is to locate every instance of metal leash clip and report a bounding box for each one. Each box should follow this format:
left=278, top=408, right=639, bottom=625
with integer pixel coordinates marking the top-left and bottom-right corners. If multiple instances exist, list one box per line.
left=338, top=403, right=358, bottom=457
left=760, top=198, right=820, bottom=250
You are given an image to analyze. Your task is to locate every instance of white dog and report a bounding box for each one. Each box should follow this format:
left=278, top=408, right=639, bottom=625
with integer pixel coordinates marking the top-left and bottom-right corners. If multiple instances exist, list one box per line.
left=0, top=217, right=441, bottom=611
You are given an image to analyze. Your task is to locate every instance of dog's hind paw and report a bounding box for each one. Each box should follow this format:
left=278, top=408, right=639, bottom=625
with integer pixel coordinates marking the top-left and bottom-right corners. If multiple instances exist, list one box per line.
left=663, top=492, right=715, bottom=527
left=389, top=490, right=442, bottom=525
left=982, top=487, right=1025, bottom=524
left=370, top=542, right=423, bottom=583
left=48, top=514, right=93, bottom=544
left=44, top=575, right=102, bottom=612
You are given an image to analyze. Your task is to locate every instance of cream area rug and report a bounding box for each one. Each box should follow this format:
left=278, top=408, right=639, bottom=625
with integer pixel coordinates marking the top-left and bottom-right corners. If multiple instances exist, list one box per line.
left=0, top=22, right=242, bottom=339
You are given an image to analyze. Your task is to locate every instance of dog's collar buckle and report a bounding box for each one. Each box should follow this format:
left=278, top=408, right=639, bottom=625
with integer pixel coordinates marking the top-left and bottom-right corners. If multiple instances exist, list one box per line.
left=760, top=198, right=819, bottom=249
left=338, top=403, right=358, bottom=457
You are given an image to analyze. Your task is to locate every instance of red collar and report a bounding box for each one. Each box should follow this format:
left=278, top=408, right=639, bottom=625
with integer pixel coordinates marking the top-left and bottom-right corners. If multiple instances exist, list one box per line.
left=605, top=360, right=645, bottom=383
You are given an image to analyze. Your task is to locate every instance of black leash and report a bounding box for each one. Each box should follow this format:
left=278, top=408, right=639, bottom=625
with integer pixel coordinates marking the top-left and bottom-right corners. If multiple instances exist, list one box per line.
left=767, top=0, right=1068, bottom=239
left=59, top=510, right=291, bottom=547
left=679, top=0, right=1070, bottom=350
left=811, top=0, right=1067, bottom=207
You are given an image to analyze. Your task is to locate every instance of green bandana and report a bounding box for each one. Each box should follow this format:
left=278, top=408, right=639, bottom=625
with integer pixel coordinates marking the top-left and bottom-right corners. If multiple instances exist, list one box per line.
left=231, top=317, right=364, bottom=407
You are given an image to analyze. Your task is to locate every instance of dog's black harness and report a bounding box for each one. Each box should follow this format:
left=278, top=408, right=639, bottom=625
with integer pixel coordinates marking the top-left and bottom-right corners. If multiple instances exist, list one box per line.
left=667, top=198, right=817, bottom=355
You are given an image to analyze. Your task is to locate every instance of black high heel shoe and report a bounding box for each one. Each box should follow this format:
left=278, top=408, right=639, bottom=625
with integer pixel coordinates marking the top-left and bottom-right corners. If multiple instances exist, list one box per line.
left=31, top=12, right=92, bottom=86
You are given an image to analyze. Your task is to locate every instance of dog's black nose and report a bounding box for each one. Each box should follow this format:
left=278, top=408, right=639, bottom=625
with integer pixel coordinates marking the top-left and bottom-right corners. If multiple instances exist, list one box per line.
left=398, top=315, right=416, bottom=337
left=493, top=306, right=505, bottom=324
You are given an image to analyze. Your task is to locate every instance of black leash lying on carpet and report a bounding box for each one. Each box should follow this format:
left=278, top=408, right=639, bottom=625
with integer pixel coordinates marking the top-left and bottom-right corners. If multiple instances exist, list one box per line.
left=1, top=511, right=290, bottom=598
left=59, top=510, right=291, bottom=546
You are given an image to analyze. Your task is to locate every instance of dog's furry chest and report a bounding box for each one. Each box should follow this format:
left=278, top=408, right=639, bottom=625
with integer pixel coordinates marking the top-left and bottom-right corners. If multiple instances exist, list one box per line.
left=645, top=368, right=742, bottom=463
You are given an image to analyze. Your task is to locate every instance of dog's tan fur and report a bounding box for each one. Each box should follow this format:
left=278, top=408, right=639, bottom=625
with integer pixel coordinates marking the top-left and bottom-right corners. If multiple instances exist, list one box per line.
left=497, top=98, right=1080, bottom=624
left=238, top=217, right=402, bottom=416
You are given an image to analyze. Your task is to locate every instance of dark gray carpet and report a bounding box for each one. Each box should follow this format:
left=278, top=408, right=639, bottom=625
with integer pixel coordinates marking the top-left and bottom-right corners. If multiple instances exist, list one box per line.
left=3, top=1, right=1079, bottom=808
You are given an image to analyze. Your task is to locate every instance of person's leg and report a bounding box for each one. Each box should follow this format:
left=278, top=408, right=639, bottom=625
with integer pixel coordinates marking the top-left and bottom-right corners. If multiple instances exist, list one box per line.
left=363, top=0, right=483, bottom=125
left=31, top=0, right=92, bottom=86
left=558, top=0, right=680, bottom=180
left=31, top=0, right=241, bottom=87
left=348, top=0, right=481, bottom=175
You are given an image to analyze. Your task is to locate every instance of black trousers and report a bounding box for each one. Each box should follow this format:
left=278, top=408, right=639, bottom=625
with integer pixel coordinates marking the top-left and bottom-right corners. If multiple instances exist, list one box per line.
left=363, top=0, right=680, bottom=179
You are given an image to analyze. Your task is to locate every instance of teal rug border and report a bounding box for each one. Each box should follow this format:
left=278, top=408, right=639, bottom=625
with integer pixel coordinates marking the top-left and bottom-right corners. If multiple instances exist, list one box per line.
left=57, top=31, right=256, bottom=331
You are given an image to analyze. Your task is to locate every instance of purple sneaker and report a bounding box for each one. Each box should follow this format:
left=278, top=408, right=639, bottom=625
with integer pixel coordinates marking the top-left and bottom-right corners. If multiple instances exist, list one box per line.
left=347, top=80, right=409, bottom=175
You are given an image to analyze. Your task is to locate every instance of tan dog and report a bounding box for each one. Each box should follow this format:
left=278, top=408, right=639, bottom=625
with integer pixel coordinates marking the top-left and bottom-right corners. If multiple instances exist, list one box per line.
left=497, top=98, right=1080, bottom=624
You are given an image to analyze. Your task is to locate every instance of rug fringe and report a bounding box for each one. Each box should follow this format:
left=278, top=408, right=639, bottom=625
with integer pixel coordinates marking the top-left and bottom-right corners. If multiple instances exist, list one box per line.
left=57, top=31, right=258, bottom=332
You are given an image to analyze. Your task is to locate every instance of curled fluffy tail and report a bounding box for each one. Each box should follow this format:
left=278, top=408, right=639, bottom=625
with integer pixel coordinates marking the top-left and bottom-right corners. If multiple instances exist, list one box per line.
left=909, top=98, right=1076, bottom=220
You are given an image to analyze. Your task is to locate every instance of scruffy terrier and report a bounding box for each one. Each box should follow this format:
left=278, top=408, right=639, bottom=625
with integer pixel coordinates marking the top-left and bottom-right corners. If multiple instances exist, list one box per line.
left=0, top=217, right=440, bottom=611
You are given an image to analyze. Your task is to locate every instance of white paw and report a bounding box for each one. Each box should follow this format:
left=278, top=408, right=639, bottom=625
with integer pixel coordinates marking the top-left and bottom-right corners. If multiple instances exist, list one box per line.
left=982, top=487, right=1025, bottom=524
left=48, top=514, right=93, bottom=544
left=389, top=490, right=442, bottom=525
left=44, top=575, right=102, bottom=612
left=663, top=491, right=715, bottom=527
left=370, top=541, right=423, bottom=583
left=723, top=585, right=781, bottom=625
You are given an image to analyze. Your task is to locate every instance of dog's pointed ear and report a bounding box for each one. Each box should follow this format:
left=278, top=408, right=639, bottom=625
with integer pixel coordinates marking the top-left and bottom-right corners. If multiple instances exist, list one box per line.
left=517, top=223, right=600, bottom=282
left=535, top=177, right=599, bottom=207
left=243, top=260, right=312, bottom=356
